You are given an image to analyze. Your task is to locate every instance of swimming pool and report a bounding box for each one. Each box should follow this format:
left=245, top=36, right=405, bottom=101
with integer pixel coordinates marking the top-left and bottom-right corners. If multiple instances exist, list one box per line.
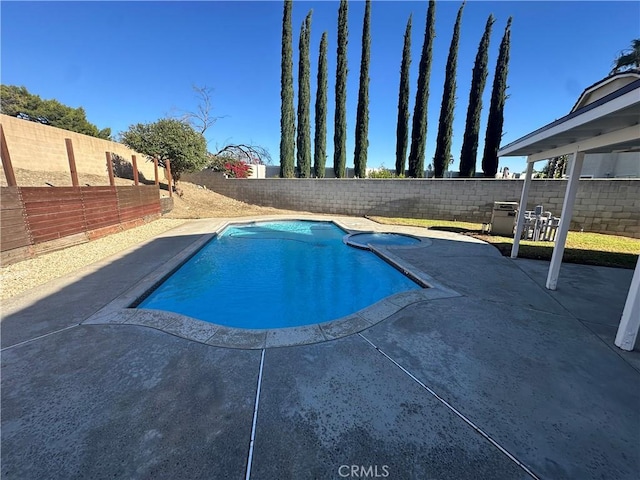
left=137, top=220, right=422, bottom=329
left=344, top=232, right=421, bottom=249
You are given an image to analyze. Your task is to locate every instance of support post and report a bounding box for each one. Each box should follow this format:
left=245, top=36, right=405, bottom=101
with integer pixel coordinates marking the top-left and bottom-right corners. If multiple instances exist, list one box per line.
left=0, top=124, right=18, bottom=187
left=153, top=157, right=159, bottom=186
left=545, top=150, right=584, bottom=290
left=105, top=152, right=115, bottom=187
left=511, top=160, right=534, bottom=258
left=65, top=138, right=80, bottom=187
left=615, top=255, right=640, bottom=351
left=166, top=159, right=173, bottom=197
left=131, top=155, right=139, bottom=186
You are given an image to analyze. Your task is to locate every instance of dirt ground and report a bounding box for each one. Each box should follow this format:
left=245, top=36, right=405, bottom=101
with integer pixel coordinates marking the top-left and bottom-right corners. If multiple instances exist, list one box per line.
left=1, top=168, right=295, bottom=218
left=164, top=180, right=296, bottom=218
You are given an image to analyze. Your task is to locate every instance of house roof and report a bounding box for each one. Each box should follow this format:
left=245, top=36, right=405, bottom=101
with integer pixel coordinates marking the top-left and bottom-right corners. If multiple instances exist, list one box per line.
left=571, top=69, right=640, bottom=112
left=497, top=78, right=640, bottom=162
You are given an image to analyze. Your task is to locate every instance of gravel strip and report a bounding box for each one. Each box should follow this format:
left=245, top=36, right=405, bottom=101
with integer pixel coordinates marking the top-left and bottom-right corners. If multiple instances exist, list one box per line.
left=1, top=219, right=186, bottom=300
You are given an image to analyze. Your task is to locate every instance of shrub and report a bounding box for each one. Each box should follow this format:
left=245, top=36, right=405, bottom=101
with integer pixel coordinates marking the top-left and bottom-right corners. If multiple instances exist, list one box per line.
left=367, top=165, right=405, bottom=179
left=224, top=160, right=252, bottom=178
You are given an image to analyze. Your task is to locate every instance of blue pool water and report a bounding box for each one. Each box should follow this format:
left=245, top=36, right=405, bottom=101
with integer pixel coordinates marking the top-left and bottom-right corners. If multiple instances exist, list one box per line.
left=138, top=221, right=421, bottom=329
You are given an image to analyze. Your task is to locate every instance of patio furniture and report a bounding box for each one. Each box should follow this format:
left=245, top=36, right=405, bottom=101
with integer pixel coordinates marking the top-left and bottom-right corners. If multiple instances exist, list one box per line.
left=541, top=216, right=560, bottom=241
left=520, top=206, right=559, bottom=241
left=521, top=212, right=536, bottom=239
left=532, top=211, right=552, bottom=241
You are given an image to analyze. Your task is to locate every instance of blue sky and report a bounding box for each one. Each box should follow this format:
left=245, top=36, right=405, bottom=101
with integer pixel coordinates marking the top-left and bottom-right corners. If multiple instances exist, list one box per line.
left=2, top=1, right=639, bottom=174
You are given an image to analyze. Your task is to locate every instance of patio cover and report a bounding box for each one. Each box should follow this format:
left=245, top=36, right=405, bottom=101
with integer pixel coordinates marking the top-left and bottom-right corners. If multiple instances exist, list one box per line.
left=497, top=78, right=640, bottom=351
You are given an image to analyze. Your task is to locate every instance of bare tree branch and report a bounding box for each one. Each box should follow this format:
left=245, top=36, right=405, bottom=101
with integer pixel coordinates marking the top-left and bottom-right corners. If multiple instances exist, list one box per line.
left=171, top=85, right=226, bottom=135
left=213, top=144, right=272, bottom=165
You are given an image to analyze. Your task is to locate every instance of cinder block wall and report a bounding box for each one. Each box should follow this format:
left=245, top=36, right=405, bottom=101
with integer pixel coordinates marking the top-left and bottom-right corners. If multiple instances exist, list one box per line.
left=1, top=114, right=155, bottom=183
left=182, top=171, right=640, bottom=238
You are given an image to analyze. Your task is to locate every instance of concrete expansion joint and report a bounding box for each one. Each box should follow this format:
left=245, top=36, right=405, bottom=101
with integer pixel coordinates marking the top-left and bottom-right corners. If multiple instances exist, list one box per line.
left=357, top=333, right=541, bottom=480
left=315, top=323, right=333, bottom=342
left=579, top=321, right=640, bottom=375
left=508, top=260, right=577, bottom=318
left=476, top=296, right=573, bottom=318
left=244, top=348, right=265, bottom=480
left=0, top=323, right=81, bottom=351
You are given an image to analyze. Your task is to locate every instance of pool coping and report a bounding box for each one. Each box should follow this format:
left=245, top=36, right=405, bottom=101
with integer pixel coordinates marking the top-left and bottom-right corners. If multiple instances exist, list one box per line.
left=343, top=231, right=423, bottom=250
left=81, top=218, right=462, bottom=349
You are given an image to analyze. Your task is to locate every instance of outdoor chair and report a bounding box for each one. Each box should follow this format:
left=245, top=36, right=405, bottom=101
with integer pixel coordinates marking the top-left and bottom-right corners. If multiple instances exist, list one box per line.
left=521, top=212, right=536, bottom=240
left=521, top=209, right=558, bottom=241
left=541, top=216, right=560, bottom=242
left=532, top=211, right=553, bottom=241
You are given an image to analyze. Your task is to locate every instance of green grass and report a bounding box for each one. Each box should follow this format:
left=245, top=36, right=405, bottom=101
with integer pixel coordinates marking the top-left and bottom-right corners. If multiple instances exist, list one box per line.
left=368, top=216, right=640, bottom=269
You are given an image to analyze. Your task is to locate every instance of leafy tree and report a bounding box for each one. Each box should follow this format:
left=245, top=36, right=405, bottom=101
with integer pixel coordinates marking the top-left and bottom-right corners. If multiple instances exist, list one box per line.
left=354, top=0, right=371, bottom=178
left=611, top=38, right=640, bottom=74
left=314, top=32, right=329, bottom=178
left=555, top=155, right=568, bottom=178
left=541, top=157, right=554, bottom=178
left=459, top=14, right=494, bottom=178
left=0, top=84, right=111, bottom=139
left=433, top=2, right=464, bottom=178
left=482, top=17, right=512, bottom=178
left=334, top=0, right=349, bottom=178
left=408, top=0, right=436, bottom=178
left=297, top=11, right=313, bottom=178
left=120, top=119, right=207, bottom=182
left=280, top=0, right=296, bottom=178
left=542, top=155, right=568, bottom=178
left=395, top=15, right=412, bottom=176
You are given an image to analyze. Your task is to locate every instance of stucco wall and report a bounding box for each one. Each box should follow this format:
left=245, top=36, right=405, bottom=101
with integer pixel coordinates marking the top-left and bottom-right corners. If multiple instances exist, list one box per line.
left=182, top=171, right=640, bottom=238
left=581, top=152, right=640, bottom=178
left=1, top=114, right=155, bottom=184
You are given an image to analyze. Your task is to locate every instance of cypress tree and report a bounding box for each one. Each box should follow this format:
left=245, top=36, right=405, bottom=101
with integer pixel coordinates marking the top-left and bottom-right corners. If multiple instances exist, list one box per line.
left=459, top=14, right=494, bottom=178
left=354, top=0, right=371, bottom=178
left=547, top=157, right=558, bottom=178
left=395, top=15, right=412, bottom=176
left=280, top=0, right=295, bottom=178
left=314, top=32, right=328, bottom=178
left=333, top=0, right=348, bottom=178
left=433, top=2, right=464, bottom=178
left=482, top=17, right=512, bottom=178
left=297, top=11, right=312, bottom=178
left=408, top=0, right=436, bottom=178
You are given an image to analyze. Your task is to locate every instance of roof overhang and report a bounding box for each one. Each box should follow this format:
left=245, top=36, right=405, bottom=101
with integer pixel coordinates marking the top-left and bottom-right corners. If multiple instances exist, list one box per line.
left=571, top=70, right=639, bottom=112
left=498, top=79, right=640, bottom=163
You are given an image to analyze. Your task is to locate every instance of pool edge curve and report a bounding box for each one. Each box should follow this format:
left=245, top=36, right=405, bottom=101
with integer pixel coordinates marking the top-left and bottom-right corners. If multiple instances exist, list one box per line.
left=81, top=217, right=461, bottom=349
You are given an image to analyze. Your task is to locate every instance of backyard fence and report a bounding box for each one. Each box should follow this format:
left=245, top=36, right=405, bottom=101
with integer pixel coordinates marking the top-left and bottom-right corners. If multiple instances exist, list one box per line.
left=182, top=171, right=640, bottom=239
left=0, top=119, right=170, bottom=265
left=0, top=185, right=161, bottom=264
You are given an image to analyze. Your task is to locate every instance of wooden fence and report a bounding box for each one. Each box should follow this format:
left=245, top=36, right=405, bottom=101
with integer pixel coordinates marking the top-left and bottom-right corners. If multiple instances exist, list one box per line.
left=0, top=124, right=171, bottom=265
left=1, top=187, right=31, bottom=254
left=1, top=185, right=161, bottom=264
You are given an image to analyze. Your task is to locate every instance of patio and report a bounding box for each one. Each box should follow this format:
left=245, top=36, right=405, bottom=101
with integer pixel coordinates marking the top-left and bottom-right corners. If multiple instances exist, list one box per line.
left=1, top=217, right=638, bottom=479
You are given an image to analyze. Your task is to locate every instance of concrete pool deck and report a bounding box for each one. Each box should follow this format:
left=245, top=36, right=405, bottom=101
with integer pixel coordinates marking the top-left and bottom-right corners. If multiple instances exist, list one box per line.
left=1, top=216, right=638, bottom=479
